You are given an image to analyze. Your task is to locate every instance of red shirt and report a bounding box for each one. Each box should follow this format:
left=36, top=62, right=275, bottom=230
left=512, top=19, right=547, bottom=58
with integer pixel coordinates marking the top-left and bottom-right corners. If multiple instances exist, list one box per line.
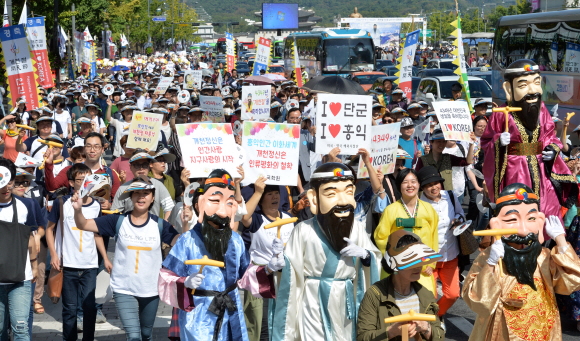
left=44, top=162, right=120, bottom=200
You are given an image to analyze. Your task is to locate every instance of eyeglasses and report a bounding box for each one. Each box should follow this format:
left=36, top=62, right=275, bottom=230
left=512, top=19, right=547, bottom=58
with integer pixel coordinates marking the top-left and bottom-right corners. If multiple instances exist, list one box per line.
left=132, top=162, right=150, bottom=170
left=14, top=180, right=30, bottom=188
left=85, top=144, right=102, bottom=151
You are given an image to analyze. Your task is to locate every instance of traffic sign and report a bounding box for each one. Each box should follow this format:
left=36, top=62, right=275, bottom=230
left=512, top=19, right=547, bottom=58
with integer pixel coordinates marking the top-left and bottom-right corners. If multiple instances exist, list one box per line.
left=179, top=24, right=188, bottom=27
left=152, top=16, right=166, bottom=22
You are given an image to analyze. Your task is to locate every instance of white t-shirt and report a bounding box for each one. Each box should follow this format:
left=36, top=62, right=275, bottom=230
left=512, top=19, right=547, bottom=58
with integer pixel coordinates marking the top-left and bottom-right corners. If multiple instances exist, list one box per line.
left=53, top=110, right=72, bottom=138
left=94, top=213, right=178, bottom=297
left=246, top=210, right=294, bottom=265
left=50, top=196, right=101, bottom=269
left=91, top=116, right=106, bottom=132
left=110, top=118, right=131, bottom=157
left=0, top=196, right=42, bottom=284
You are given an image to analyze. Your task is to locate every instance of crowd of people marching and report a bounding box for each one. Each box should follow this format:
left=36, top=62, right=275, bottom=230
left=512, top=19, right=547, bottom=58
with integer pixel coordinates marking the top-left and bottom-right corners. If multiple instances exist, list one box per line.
left=2, top=48, right=580, bottom=341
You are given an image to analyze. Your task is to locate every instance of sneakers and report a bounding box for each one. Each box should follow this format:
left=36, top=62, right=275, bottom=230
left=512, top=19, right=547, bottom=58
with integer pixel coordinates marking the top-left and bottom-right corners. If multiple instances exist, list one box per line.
left=96, top=309, right=107, bottom=324
left=77, top=316, right=83, bottom=331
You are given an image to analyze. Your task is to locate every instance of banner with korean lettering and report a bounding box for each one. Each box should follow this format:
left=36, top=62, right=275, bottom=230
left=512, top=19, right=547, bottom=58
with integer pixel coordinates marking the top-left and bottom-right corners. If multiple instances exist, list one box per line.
left=126, top=111, right=162, bottom=150
left=25, top=17, right=53, bottom=89
left=184, top=70, right=202, bottom=89
left=200, top=95, right=225, bottom=123
left=226, top=32, right=235, bottom=73
left=176, top=123, right=241, bottom=178
left=74, top=31, right=82, bottom=68
left=395, top=29, right=420, bottom=100
left=564, top=43, right=580, bottom=73
left=241, top=85, right=270, bottom=120
left=357, top=122, right=401, bottom=178
left=0, top=24, right=40, bottom=110
left=82, top=40, right=92, bottom=72
left=315, top=94, right=372, bottom=155
left=242, top=121, right=300, bottom=186
left=432, top=101, right=472, bottom=142
left=154, top=76, right=173, bottom=95
left=252, top=37, right=271, bottom=76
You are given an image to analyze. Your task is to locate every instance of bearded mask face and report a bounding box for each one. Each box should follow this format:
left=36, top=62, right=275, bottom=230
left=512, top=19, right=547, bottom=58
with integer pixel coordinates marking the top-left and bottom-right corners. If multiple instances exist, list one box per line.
left=502, top=73, right=543, bottom=131
left=307, top=180, right=357, bottom=253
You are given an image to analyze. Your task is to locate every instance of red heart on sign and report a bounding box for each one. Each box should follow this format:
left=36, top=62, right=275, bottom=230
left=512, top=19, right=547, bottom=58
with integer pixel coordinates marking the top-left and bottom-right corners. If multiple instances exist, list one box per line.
left=329, top=102, right=342, bottom=116
left=328, top=124, right=341, bottom=138
left=446, top=124, right=453, bottom=131
left=369, top=157, right=373, bottom=164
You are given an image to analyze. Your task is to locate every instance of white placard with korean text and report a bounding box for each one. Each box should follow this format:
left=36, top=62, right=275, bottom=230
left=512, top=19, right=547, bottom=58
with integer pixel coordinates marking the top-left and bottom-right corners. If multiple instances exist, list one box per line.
left=184, top=70, right=202, bottom=89
left=241, top=121, right=300, bottom=186
left=315, top=94, right=372, bottom=155
left=432, top=101, right=472, bottom=142
left=357, top=122, right=401, bottom=178
left=176, top=123, right=241, bottom=178
left=200, top=95, right=225, bottom=123
left=241, top=85, right=271, bottom=120
left=126, top=111, right=163, bottom=150
left=154, top=77, right=173, bottom=95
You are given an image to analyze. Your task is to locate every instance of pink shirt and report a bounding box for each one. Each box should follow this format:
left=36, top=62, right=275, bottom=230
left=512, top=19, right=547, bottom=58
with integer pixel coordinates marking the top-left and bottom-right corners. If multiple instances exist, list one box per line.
left=110, top=156, right=134, bottom=183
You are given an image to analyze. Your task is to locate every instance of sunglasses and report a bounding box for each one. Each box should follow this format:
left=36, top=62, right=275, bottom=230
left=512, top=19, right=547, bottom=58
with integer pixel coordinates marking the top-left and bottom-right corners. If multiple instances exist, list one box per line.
left=6, top=120, right=15, bottom=124
left=132, top=161, right=150, bottom=170
left=14, top=180, right=30, bottom=188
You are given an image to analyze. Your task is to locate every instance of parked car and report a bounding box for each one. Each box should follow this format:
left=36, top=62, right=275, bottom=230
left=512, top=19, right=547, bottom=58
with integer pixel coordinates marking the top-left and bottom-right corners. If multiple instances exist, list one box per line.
left=414, top=75, right=492, bottom=112
left=380, top=65, right=419, bottom=77
left=416, top=68, right=455, bottom=79
left=376, top=59, right=395, bottom=70
left=347, top=71, right=389, bottom=91
left=267, top=65, right=286, bottom=76
left=426, top=58, right=457, bottom=70
left=367, top=76, right=422, bottom=101
left=236, top=62, right=251, bottom=76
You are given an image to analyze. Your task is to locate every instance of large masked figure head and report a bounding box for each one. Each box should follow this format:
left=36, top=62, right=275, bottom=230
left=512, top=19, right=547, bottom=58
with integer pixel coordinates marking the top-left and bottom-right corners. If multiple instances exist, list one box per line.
left=490, top=183, right=546, bottom=290
left=307, top=162, right=357, bottom=253
left=502, top=60, right=542, bottom=132
left=197, top=169, right=239, bottom=262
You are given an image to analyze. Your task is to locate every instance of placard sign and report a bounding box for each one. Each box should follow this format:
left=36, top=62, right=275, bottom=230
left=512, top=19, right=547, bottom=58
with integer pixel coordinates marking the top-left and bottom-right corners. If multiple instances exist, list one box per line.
left=315, top=94, right=372, bottom=155
left=126, top=111, right=163, bottom=150
left=241, top=85, right=271, bottom=120
left=154, top=76, right=173, bottom=95
left=184, top=70, right=202, bottom=89
left=200, top=95, right=225, bottom=123
left=176, top=123, right=241, bottom=178
left=242, top=121, right=300, bottom=186
left=432, top=101, right=472, bottom=142
left=357, top=122, right=401, bottom=178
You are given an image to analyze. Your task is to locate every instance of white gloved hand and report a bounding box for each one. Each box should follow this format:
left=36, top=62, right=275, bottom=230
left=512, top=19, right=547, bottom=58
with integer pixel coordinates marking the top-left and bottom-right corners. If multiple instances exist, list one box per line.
left=487, top=240, right=505, bottom=266
left=500, top=132, right=511, bottom=146
left=271, top=237, right=284, bottom=255
left=542, top=150, right=555, bottom=161
left=184, top=273, right=205, bottom=289
left=340, top=237, right=369, bottom=259
left=267, top=253, right=285, bottom=273
left=546, top=215, right=566, bottom=240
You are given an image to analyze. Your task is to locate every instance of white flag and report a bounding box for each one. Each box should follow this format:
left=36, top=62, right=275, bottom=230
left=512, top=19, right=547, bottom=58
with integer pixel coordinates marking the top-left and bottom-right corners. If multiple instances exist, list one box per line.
left=58, top=25, right=67, bottom=58
left=83, top=26, right=93, bottom=42
left=121, top=33, right=129, bottom=47
left=18, top=0, right=26, bottom=26
left=3, top=2, right=10, bottom=27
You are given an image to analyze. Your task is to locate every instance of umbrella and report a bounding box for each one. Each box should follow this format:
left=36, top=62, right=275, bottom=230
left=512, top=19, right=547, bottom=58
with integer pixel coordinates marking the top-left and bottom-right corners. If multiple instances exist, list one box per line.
left=263, top=73, right=287, bottom=82
left=110, top=65, right=130, bottom=71
left=244, top=75, right=274, bottom=85
left=301, top=76, right=366, bottom=95
left=96, top=69, right=114, bottom=74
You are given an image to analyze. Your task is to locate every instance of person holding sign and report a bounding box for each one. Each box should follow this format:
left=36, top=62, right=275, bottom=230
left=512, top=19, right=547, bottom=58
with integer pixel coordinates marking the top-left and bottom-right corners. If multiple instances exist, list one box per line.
left=481, top=60, right=577, bottom=229
left=106, top=98, right=134, bottom=159
left=462, top=183, right=580, bottom=341
left=398, top=118, right=424, bottom=169
left=272, top=163, right=382, bottom=341
left=357, top=230, right=444, bottom=341
left=159, top=169, right=275, bottom=341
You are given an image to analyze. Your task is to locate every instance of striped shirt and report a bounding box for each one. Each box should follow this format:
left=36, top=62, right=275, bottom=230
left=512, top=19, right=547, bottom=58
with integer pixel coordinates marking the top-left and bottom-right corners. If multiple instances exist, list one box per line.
left=394, top=288, right=421, bottom=315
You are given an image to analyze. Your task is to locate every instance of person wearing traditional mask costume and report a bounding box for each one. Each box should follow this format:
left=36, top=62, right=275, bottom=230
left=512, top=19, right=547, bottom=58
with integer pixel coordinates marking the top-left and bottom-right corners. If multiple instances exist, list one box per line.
left=481, top=60, right=578, bottom=232
left=462, top=183, right=580, bottom=341
left=158, top=169, right=278, bottom=341
left=271, top=162, right=382, bottom=341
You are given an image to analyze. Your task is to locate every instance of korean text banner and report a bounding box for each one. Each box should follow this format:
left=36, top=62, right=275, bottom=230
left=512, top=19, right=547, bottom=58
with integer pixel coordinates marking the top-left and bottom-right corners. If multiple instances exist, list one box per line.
left=241, top=85, right=271, bottom=120
left=26, top=17, right=53, bottom=89
left=252, top=37, right=271, bottom=76
left=226, top=32, right=235, bottom=73
left=398, top=29, right=420, bottom=100
left=347, top=21, right=400, bottom=47
left=358, top=122, right=401, bottom=178
left=200, top=95, right=225, bottom=123
left=0, top=24, right=40, bottom=110
left=176, top=123, right=241, bottom=178
left=126, top=111, right=162, bottom=150
left=432, top=101, right=472, bottom=142
left=315, top=94, right=372, bottom=155
left=154, top=77, right=173, bottom=95
left=242, top=121, right=300, bottom=186
left=184, top=70, right=202, bottom=89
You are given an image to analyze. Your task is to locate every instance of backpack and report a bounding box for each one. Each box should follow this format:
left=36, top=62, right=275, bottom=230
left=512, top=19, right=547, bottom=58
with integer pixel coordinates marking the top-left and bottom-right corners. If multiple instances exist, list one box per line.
left=115, top=214, right=172, bottom=260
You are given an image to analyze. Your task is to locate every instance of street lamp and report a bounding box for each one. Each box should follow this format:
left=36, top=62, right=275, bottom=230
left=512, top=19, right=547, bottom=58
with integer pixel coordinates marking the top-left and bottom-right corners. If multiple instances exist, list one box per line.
left=466, top=7, right=480, bottom=32
left=482, top=3, right=497, bottom=32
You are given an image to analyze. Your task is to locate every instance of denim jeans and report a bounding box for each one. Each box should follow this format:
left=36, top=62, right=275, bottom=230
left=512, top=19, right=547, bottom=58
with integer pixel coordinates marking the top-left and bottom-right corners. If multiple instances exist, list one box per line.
left=113, top=292, right=159, bottom=341
left=0, top=280, right=32, bottom=341
left=62, top=268, right=97, bottom=341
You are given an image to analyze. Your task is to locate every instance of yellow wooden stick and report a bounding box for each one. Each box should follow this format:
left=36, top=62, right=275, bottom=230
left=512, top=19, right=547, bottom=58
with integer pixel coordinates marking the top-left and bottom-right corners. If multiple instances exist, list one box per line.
left=473, top=228, right=518, bottom=277
left=384, top=309, right=436, bottom=341
left=264, top=217, right=297, bottom=239
left=567, top=112, right=576, bottom=121
left=184, top=255, right=225, bottom=295
left=38, top=158, right=63, bottom=170
left=102, top=209, right=120, bottom=215
left=37, top=138, right=64, bottom=148
left=492, top=107, right=522, bottom=133
left=15, top=124, right=35, bottom=131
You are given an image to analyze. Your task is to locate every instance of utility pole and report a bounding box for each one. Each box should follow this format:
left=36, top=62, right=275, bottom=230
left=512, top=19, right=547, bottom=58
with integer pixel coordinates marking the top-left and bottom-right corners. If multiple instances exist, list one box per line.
left=171, top=0, right=174, bottom=50
left=148, top=0, right=151, bottom=44
left=5, top=0, right=12, bottom=25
